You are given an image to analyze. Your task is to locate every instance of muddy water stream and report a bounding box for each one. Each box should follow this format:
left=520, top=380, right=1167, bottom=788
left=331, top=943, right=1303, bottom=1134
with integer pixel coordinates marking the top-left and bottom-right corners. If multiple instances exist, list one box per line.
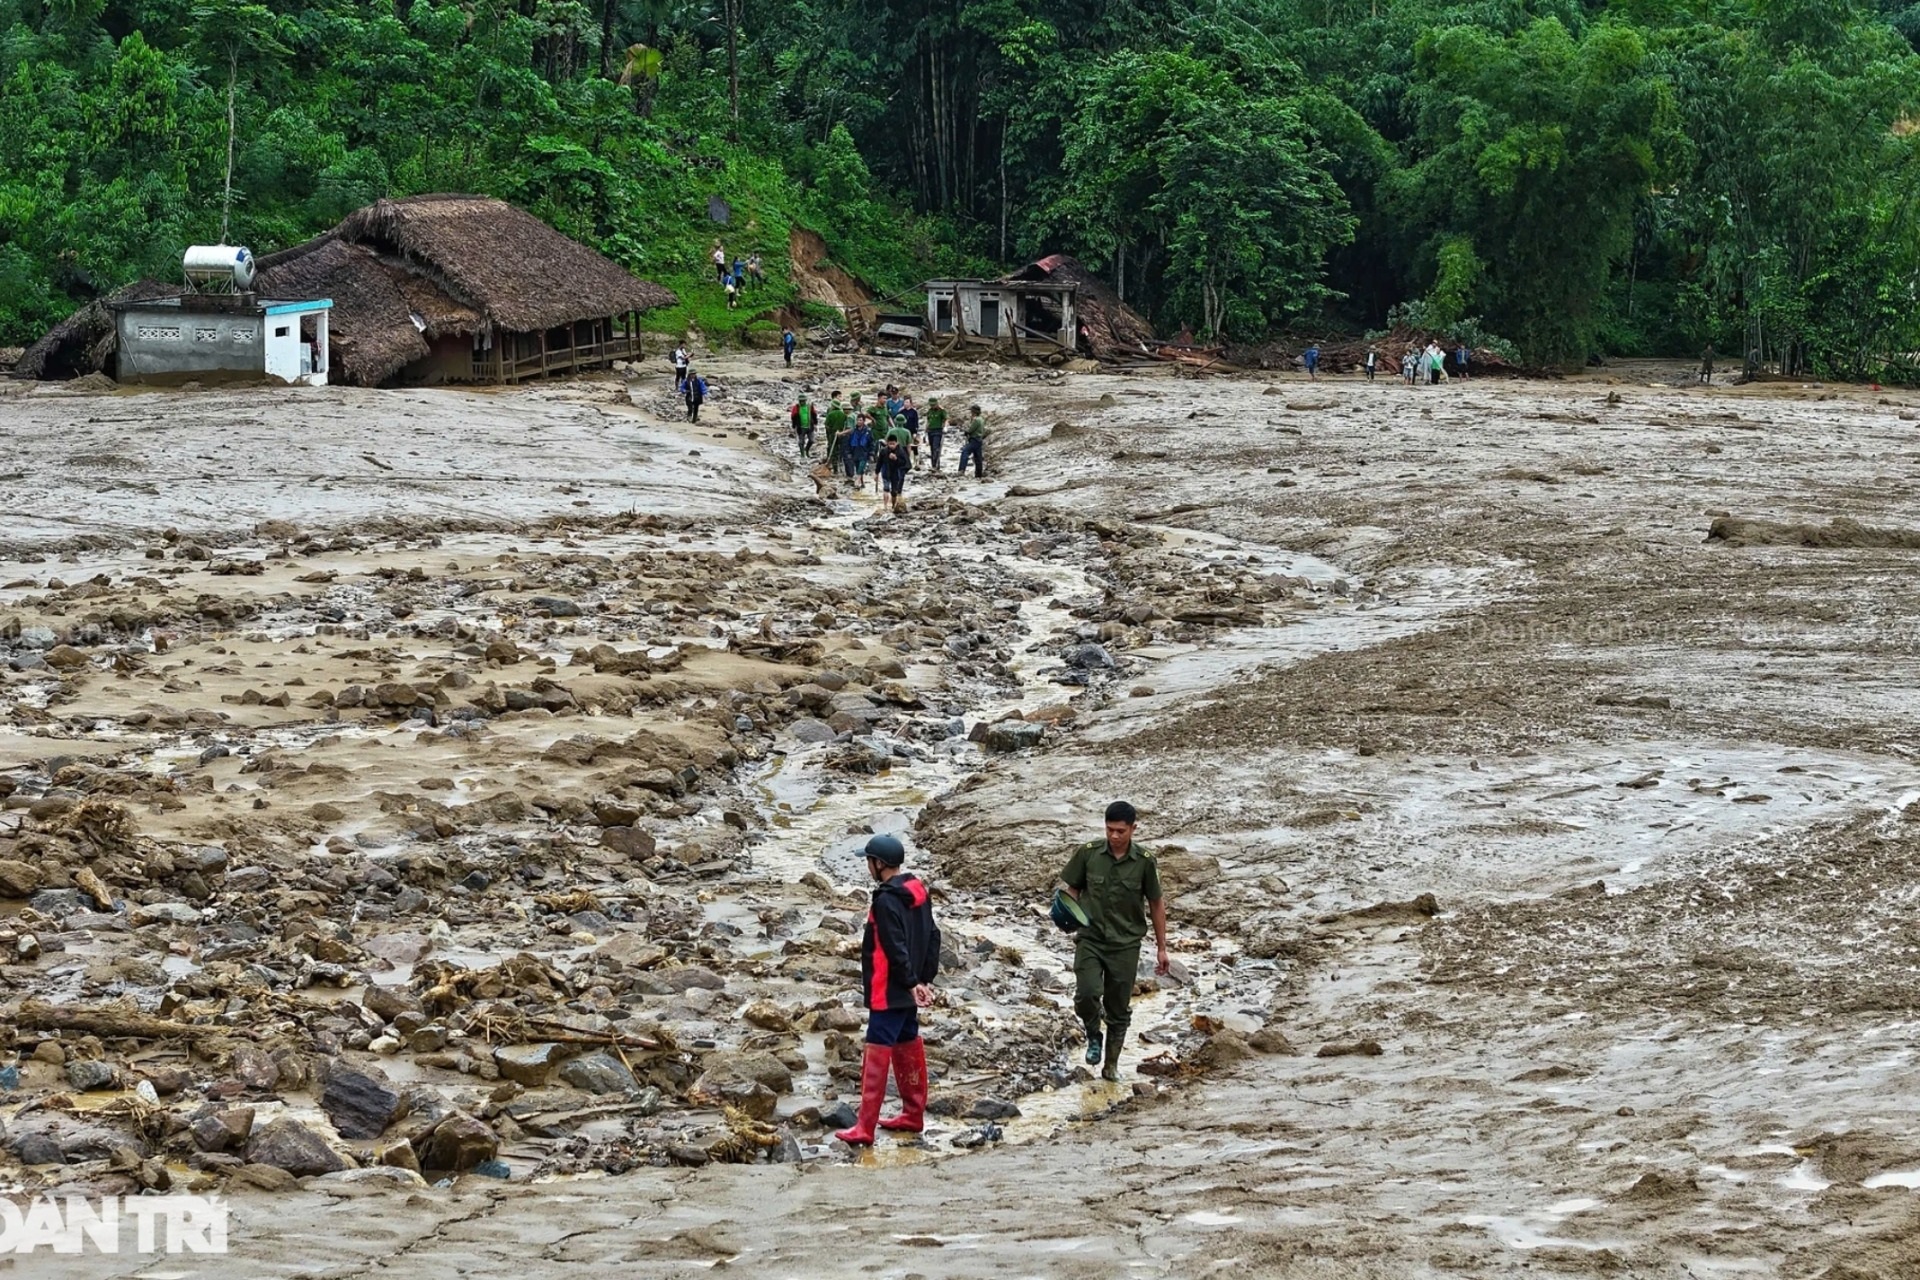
left=721, top=480, right=1485, bottom=1161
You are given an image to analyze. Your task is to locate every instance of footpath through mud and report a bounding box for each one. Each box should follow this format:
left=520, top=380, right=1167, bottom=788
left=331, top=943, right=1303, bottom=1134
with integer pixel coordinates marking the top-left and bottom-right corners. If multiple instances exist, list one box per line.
left=7, top=356, right=1920, bottom=1277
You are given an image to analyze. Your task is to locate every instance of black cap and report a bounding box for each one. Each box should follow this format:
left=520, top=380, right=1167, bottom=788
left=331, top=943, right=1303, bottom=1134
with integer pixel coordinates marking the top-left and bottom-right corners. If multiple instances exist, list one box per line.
left=864, top=834, right=906, bottom=865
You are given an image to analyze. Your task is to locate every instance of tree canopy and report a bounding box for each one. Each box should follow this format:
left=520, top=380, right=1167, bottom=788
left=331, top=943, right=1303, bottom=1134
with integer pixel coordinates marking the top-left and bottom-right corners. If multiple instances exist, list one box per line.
left=4, top=0, right=1920, bottom=374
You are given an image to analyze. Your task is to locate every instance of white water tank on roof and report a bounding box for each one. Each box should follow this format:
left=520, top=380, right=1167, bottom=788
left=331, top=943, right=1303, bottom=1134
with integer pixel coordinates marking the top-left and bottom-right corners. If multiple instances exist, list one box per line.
left=183, top=244, right=255, bottom=291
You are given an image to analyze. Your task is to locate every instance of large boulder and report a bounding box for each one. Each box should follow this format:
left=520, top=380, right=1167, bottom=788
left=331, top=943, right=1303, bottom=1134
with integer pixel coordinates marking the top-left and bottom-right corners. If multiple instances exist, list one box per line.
left=245, top=1118, right=347, bottom=1177
left=413, top=1112, right=498, bottom=1174
left=493, top=1043, right=569, bottom=1086
left=321, top=1063, right=405, bottom=1140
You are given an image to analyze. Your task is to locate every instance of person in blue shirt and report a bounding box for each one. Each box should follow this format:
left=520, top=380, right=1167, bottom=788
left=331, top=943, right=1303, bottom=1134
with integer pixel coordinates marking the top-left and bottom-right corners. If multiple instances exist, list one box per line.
left=847, top=415, right=874, bottom=489
left=1304, top=344, right=1320, bottom=381
left=1455, top=344, right=1470, bottom=379
left=782, top=327, right=796, bottom=368
left=684, top=370, right=706, bottom=422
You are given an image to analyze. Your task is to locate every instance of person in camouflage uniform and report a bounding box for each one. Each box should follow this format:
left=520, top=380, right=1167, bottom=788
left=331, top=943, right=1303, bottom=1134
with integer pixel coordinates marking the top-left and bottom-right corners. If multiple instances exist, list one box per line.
left=1059, top=800, right=1170, bottom=1080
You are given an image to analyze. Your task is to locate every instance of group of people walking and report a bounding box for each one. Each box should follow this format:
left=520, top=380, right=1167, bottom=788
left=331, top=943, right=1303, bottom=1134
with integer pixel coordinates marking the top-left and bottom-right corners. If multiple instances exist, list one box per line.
left=831, top=802, right=1170, bottom=1147
left=1393, top=341, right=1468, bottom=385
left=790, top=386, right=989, bottom=511
left=712, top=242, right=764, bottom=311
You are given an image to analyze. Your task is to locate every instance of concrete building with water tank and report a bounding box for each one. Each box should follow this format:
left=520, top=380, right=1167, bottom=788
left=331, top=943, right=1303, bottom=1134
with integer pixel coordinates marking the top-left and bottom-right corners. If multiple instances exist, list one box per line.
left=110, top=245, right=331, bottom=386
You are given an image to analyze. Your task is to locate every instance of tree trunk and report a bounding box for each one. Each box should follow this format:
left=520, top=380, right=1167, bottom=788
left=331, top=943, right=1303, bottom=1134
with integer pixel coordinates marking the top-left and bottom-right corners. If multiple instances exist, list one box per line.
left=726, top=0, right=740, bottom=138
left=221, top=50, right=237, bottom=243
left=998, top=110, right=1009, bottom=263
left=600, top=0, right=615, bottom=79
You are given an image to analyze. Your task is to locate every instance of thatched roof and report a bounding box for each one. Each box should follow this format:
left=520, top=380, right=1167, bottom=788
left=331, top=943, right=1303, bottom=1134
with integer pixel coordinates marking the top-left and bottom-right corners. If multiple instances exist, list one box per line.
left=254, top=238, right=429, bottom=386
left=13, top=278, right=177, bottom=380
left=23, top=195, right=676, bottom=384
left=334, top=195, right=675, bottom=332
left=1002, top=254, right=1156, bottom=361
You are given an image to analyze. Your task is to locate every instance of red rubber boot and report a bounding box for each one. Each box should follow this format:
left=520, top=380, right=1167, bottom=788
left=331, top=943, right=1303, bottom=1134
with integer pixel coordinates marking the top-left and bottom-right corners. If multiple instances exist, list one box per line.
left=834, top=1043, right=893, bottom=1146
left=878, top=1037, right=927, bottom=1133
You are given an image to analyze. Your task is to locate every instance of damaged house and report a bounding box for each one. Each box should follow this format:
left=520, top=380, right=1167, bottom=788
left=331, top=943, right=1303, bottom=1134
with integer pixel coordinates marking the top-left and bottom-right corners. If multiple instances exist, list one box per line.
left=15, top=195, right=676, bottom=387
left=920, top=254, right=1156, bottom=361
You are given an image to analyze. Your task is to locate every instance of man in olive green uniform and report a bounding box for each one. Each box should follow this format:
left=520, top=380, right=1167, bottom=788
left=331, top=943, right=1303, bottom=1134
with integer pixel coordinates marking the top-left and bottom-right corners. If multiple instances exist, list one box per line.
left=822, top=394, right=848, bottom=469
left=1060, top=800, right=1170, bottom=1080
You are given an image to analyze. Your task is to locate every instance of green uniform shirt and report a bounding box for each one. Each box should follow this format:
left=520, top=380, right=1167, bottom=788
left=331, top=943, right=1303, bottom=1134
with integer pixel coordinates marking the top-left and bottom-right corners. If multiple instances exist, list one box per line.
left=1060, top=840, right=1162, bottom=950
left=966, top=415, right=988, bottom=441
left=927, top=406, right=948, bottom=434
left=825, top=403, right=847, bottom=432
left=886, top=425, right=913, bottom=451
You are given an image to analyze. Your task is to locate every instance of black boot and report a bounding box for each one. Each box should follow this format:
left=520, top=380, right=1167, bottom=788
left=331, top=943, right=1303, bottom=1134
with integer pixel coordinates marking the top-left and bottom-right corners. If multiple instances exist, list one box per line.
left=1101, top=1029, right=1125, bottom=1082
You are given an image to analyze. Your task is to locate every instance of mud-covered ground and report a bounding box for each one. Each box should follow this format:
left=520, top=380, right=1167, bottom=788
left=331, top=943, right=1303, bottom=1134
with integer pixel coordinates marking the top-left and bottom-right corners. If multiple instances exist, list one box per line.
left=8, top=353, right=1920, bottom=1278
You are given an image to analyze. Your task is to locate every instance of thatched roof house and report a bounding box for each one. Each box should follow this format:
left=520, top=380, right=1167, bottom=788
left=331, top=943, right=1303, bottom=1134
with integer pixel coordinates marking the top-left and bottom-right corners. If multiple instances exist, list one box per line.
left=16, top=195, right=676, bottom=386
left=14, top=279, right=179, bottom=380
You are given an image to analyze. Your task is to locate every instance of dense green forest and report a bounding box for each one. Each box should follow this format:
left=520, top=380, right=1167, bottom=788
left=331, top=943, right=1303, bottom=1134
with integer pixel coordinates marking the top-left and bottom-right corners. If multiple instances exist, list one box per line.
left=4, top=0, right=1920, bottom=374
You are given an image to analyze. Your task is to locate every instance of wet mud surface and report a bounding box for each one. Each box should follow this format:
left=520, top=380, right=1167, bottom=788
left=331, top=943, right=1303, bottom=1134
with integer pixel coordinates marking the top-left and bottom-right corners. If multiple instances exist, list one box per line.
left=8, top=357, right=1920, bottom=1276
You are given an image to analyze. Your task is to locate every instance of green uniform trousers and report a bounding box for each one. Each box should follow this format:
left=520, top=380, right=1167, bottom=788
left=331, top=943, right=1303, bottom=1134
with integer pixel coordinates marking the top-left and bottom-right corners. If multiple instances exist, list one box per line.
left=1074, top=937, right=1141, bottom=1037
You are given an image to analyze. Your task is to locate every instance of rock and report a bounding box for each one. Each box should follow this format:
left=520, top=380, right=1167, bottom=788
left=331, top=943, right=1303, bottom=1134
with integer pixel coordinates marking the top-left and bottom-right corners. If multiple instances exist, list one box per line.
left=660, top=965, right=726, bottom=992
left=529, top=596, right=583, bottom=617
left=414, top=1112, right=499, bottom=1173
left=43, top=645, right=89, bottom=670
left=982, top=720, right=1045, bottom=753
left=1137, top=954, right=1191, bottom=988
left=703, top=1077, right=777, bottom=1121
left=28, top=888, right=87, bottom=918
left=1315, top=1039, right=1384, bottom=1058
left=362, top=986, right=423, bottom=1023
left=0, top=860, right=42, bottom=898
left=225, top=866, right=273, bottom=893
left=817, top=1101, right=857, bottom=1130
left=471, top=1158, right=512, bottom=1179
left=245, top=1117, right=348, bottom=1177
left=669, top=1144, right=709, bottom=1167
left=601, top=826, right=657, bottom=860
left=142, top=1065, right=192, bottom=1095
left=557, top=1051, right=637, bottom=1095
left=1247, top=1027, right=1297, bottom=1055
left=13, top=1133, right=64, bottom=1165
left=363, top=933, right=430, bottom=967
left=698, top=1050, right=792, bottom=1095
left=1064, top=643, right=1115, bottom=669
left=493, top=1043, right=568, bottom=1086
left=231, top=1044, right=279, bottom=1091
left=593, top=799, right=642, bottom=827
left=230, top=1163, right=297, bottom=1192
left=321, top=1063, right=404, bottom=1139
left=741, top=1000, right=792, bottom=1032
left=131, top=901, right=201, bottom=926
left=788, top=718, right=836, bottom=744
left=379, top=1143, right=421, bottom=1174
left=966, top=1096, right=1020, bottom=1121
left=190, top=1106, right=255, bottom=1153
left=65, top=1059, right=119, bottom=1091
left=594, top=933, right=666, bottom=969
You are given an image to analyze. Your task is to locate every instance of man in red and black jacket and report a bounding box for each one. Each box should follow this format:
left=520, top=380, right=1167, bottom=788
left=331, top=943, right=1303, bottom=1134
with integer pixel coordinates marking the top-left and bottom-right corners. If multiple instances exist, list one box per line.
left=835, top=834, right=941, bottom=1146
